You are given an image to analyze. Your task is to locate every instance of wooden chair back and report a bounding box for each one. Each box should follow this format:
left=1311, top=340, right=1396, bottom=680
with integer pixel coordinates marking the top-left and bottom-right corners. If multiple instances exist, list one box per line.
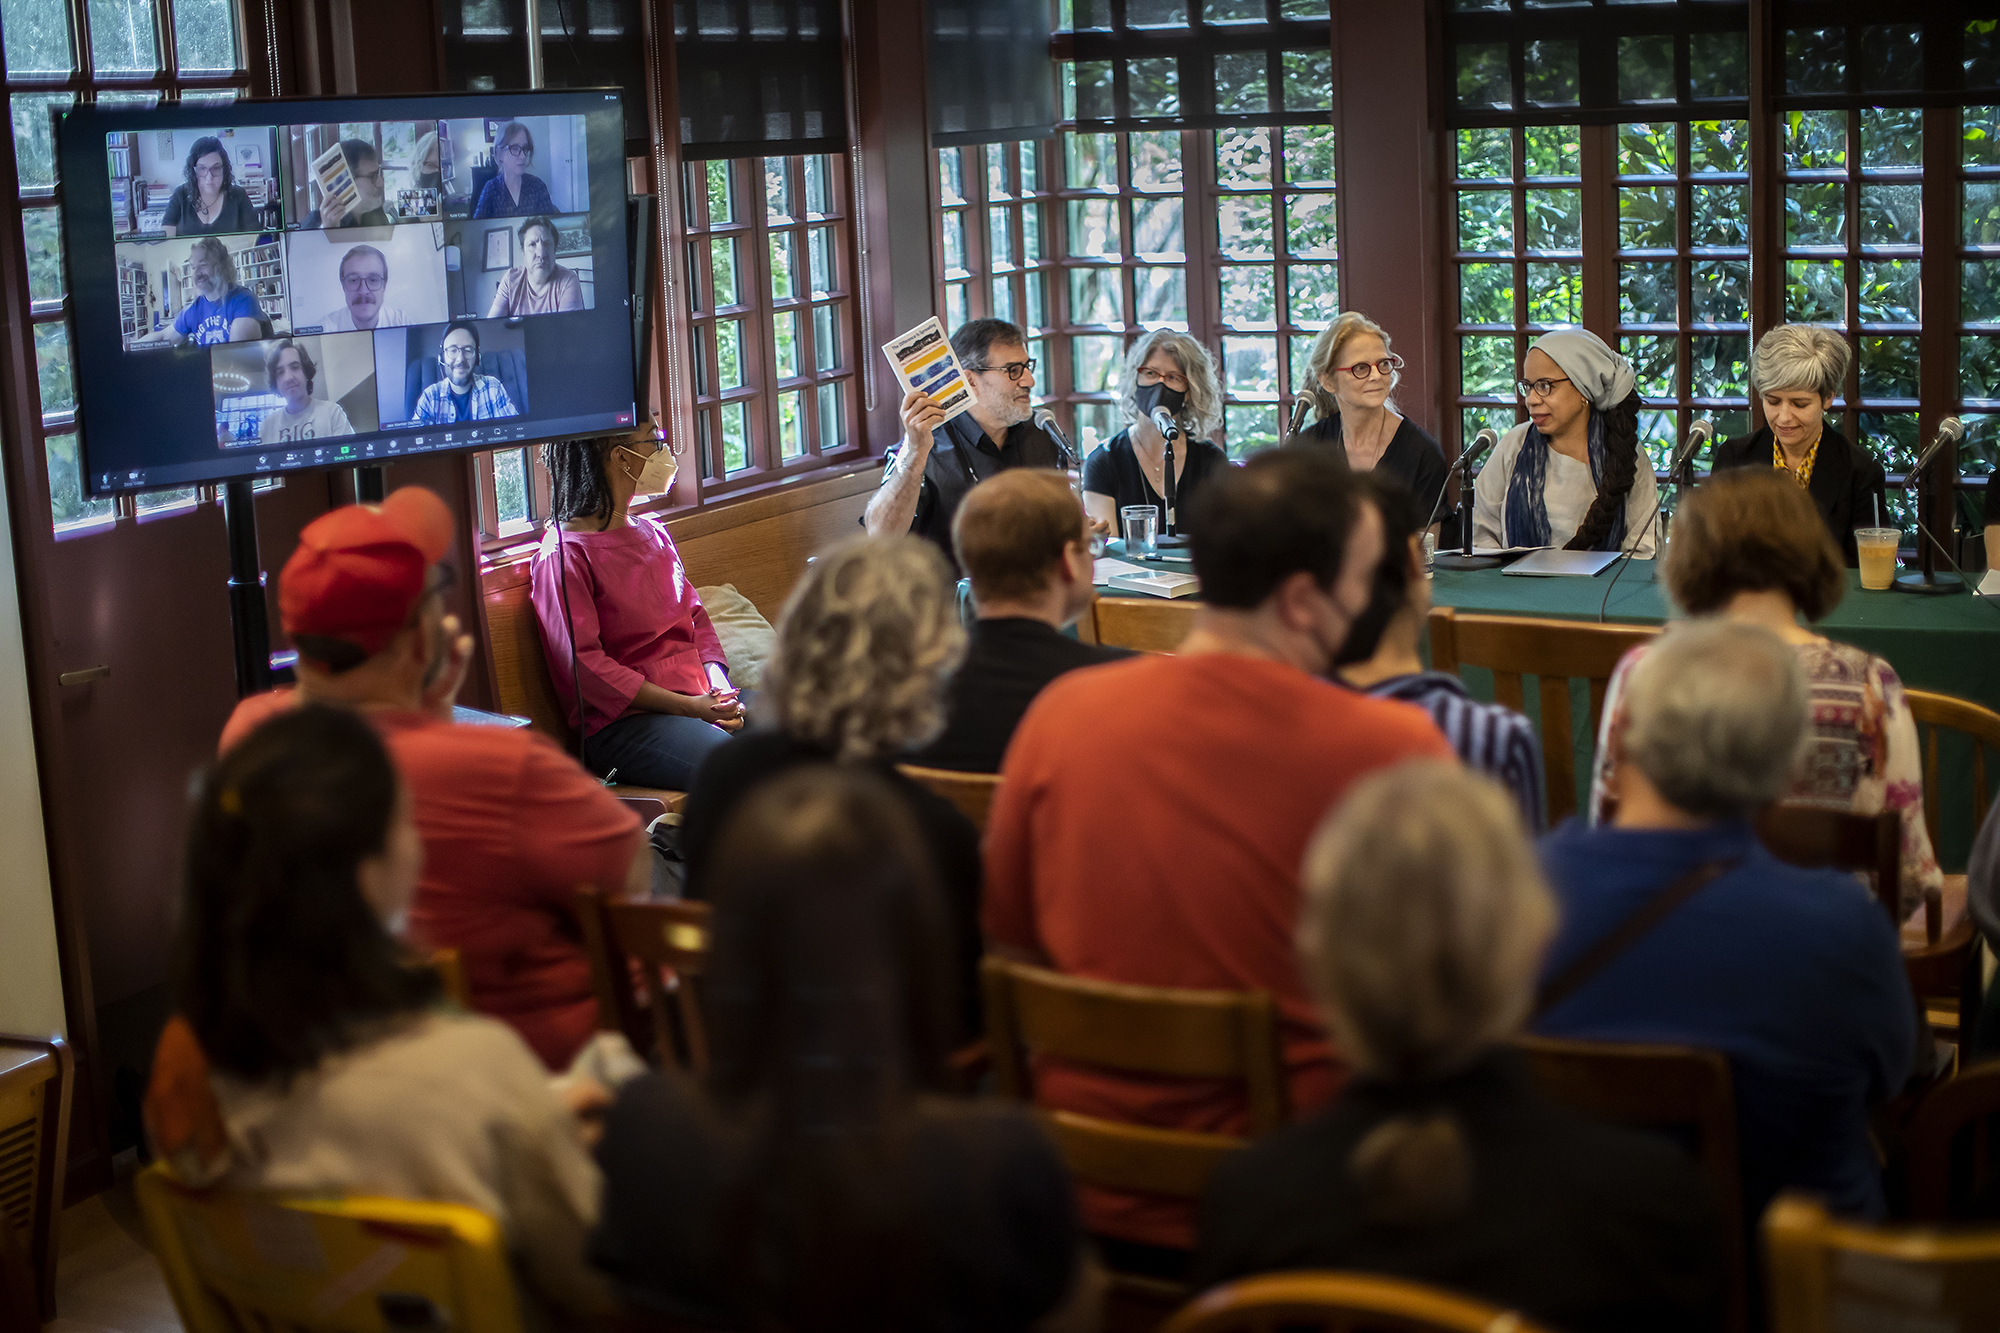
left=1513, top=1034, right=1747, bottom=1333
left=1093, top=595, right=1199, bottom=653
left=1904, top=917, right=1983, bottom=1047
left=576, top=888, right=714, bottom=1072
left=427, top=947, right=473, bottom=1008
left=1425, top=607, right=1659, bottom=823
left=135, top=1163, right=526, bottom=1333
left=1764, top=1193, right=2000, bottom=1333
left=1905, top=689, right=2000, bottom=855
left=1756, top=805, right=1902, bottom=927
left=0, top=1036, right=70, bottom=1321
left=1160, top=1271, right=1558, bottom=1333
left=982, top=958, right=1286, bottom=1203
left=896, top=764, right=1003, bottom=833
left=1908, top=1059, right=2000, bottom=1221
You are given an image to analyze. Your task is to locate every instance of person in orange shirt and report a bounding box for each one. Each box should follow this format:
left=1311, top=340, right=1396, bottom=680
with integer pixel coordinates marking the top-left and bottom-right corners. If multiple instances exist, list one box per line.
left=984, top=447, right=1455, bottom=1260
left=221, top=486, right=649, bottom=1070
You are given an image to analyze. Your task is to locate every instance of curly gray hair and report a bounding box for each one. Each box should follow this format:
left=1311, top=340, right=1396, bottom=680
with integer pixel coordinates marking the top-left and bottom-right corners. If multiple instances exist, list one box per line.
left=765, top=536, right=967, bottom=763
left=1117, top=329, right=1223, bottom=439
left=1749, top=323, right=1851, bottom=402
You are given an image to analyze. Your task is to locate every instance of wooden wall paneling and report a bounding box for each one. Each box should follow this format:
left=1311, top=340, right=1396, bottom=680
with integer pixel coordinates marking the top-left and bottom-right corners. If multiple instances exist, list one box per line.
left=666, top=465, right=878, bottom=618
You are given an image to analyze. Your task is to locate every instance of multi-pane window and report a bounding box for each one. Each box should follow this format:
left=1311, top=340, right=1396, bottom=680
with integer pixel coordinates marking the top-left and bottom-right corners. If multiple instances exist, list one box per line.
left=936, top=140, right=1058, bottom=415
left=1617, top=119, right=1753, bottom=472
left=1964, top=105, right=2000, bottom=494
left=7, top=0, right=247, bottom=533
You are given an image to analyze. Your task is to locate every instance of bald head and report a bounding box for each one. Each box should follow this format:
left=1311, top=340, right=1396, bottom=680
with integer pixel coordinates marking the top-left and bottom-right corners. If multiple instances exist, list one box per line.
left=953, top=469, right=1086, bottom=605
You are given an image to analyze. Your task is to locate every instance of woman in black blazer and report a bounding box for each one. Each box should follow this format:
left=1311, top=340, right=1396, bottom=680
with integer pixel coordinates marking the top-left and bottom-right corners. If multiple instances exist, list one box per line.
left=1710, top=325, right=1886, bottom=567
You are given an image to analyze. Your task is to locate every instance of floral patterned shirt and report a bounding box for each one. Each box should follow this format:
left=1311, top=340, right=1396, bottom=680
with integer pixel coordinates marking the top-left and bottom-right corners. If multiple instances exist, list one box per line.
left=1589, top=636, right=1942, bottom=920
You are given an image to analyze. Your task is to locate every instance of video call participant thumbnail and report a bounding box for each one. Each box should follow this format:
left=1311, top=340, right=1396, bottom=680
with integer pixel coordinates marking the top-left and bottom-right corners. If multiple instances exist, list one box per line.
left=255, top=339, right=355, bottom=443
left=214, top=332, right=380, bottom=446
left=130, top=235, right=264, bottom=348
left=475, top=121, right=557, bottom=218
left=287, top=227, right=449, bottom=335
left=412, top=320, right=522, bottom=425
left=487, top=216, right=584, bottom=317
left=293, top=135, right=392, bottom=229
left=162, top=135, right=260, bottom=237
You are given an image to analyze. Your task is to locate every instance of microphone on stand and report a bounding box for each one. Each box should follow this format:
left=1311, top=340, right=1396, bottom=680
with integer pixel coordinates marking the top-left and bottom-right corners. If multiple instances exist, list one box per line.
left=1426, top=427, right=1497, bottom=537
left=1430, top=427, right=1501, bottom=570
left=1285, top=394, right=1314, bottom=443
left=1150, top=406, right=1190, bottom=547
left=1909, top=415, right=1964, bottom=476
left=1033, top=406, right=1078, bottom=470
left=1597, top=418, right=1711, bottom=622
left=1897, top=416, right=1966, bottom=596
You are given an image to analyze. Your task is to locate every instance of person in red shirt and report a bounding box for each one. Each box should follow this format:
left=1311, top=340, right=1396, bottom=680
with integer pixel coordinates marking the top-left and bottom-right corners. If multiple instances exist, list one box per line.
left=984, top=447, right=1454, bottom=1255
left=220, top=487, right=647, bottom=1071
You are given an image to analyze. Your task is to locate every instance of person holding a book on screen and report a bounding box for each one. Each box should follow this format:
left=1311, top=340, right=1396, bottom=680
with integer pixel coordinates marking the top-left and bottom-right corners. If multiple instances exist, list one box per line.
left=305, top=139, right=393, bottom=229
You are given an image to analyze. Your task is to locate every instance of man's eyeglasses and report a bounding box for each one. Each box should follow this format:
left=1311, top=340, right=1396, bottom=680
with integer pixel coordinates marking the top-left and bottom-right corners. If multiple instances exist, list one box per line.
left=342, top=273, right=388, bottom=293
left=1336, top=356, right=1404, bottom=381
left=354, top=167, right=383, bottom=184
left=970, top=359, right=1037, bottom=382
left=440, top=345, right=480, bottom=363
left=1516, top=376, right=1573, bottom=401
left=1136, top=366, right=1190, bottom=392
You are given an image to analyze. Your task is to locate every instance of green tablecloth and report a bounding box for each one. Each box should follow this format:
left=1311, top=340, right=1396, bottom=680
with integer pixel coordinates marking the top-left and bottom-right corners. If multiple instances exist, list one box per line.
left=1097, top=547, right=2000, bottom=864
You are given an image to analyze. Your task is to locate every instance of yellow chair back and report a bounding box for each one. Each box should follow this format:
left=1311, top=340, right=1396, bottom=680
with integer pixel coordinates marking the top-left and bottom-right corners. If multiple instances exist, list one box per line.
left=135, top=1162, right=526, bottom=1333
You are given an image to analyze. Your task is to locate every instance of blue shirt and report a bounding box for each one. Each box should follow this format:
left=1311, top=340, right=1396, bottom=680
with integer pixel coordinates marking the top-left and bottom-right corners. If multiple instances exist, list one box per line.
left=1534, top=819, right=1915, bottom=1221
left=473, top=172, right=557, bottom=218
left=173, top=286, right=260, bottom=346
left=1365, top=671, right=1544, bottom=828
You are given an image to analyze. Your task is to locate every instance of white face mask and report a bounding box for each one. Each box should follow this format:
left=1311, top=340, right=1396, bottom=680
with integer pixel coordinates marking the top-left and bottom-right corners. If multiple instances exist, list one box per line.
left=618, top=444, right=679, bottom=495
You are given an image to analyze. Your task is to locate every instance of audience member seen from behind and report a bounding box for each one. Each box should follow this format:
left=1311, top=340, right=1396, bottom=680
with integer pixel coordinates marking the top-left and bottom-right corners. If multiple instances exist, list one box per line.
left=1289, top=312, right=1453, bottom=541
left=531, top=433, right=740, bottom=789
left=1473, top=328, right=1659, bottom=555
left=1540, top=619, right=1916, bottom=1228
left=1336, top=474, right=1543, bottom=827
left=865, top=317, right=1094, bottom=563
left=132, top=236, right=262, bottom=347
left=146, top=706, right=611, bottom=1320
left=984, top=448, right=1455, bottom=1255
left=413, top=320, right=520, bottom=425
left=912, top=469, right=1134, bottom=773
left=1709, top=325, right=1887, bottom=567
left=677, top=536, right=984, bottom=1032
left=161, top=135, right=259, bottom=236
left=1196, top=762, right=1722, bottom=1332
left=306, top=138, right=392, bottom=228
left=218, top=487, right=649, bottom=1071
left=592, top=766, right=1100, bottom=1333
left=475, top=121, right=559, bottom=218
left=1080, top=330, right=1230, bottom=538
left=489, top=215, right=585, bottom=317
left=1587, top=468, right=1941, bottom=922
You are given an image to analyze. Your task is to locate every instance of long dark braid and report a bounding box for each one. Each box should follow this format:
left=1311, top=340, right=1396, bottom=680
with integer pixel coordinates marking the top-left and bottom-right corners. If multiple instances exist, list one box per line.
left=540, top=439, right=616, bottom=524
left=1565, top=390, right=1642, bottom=552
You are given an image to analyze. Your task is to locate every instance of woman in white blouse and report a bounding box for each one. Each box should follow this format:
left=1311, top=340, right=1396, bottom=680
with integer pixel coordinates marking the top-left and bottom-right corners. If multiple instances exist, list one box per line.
left=1473, top=328, right=1659, bottom=556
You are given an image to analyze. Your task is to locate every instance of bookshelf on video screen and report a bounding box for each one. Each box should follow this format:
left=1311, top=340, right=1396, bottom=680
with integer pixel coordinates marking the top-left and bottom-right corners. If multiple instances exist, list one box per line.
left=61, top=90, right=636, bottom=495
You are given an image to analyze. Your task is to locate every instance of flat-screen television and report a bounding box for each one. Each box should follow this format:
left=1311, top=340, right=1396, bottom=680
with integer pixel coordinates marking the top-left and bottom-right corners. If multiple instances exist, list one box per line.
left=57, top=89, right=638, bottom=496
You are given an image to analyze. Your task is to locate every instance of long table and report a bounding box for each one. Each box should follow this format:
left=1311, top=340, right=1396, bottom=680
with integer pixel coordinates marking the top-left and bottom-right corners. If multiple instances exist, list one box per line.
left=1093, top=551, right=2000, bottom=864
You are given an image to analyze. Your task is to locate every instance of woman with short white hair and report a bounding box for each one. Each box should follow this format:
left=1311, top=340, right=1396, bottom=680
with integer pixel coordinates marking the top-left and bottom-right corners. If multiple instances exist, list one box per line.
left=1710, top=324, right=1887, bottom=566
left=1193, top=761, right=1722, bottom=1331
left=1082, top=330, right=1230, bottom=538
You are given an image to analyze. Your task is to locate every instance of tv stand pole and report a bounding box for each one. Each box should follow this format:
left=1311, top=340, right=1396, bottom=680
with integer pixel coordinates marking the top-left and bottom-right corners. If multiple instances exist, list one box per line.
left=355, top=464, right=385, bottom=502
left=222, top=480, right=270, bottom=699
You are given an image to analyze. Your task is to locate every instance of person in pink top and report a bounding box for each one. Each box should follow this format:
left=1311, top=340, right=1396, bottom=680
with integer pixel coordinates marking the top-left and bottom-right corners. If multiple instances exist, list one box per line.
left=532, top=431, right=742, bottom=788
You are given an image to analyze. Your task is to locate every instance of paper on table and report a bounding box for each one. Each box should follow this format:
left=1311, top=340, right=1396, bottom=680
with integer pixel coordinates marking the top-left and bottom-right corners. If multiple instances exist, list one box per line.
left=1093, top=556, right=1150, bottom=582
left=881, top=317, right=973, bottom=419
left=1981, top=568, right=2000, bottom=597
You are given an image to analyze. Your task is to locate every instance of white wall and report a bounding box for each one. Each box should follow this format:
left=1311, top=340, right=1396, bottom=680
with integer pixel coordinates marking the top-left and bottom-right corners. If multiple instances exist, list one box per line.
left=0, top=461, right=66, bottom=1039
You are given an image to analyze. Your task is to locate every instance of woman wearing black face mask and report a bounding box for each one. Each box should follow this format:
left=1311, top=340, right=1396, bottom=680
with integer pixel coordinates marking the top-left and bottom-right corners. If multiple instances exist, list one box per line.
left=1082, top=331, right=1231, bottom=539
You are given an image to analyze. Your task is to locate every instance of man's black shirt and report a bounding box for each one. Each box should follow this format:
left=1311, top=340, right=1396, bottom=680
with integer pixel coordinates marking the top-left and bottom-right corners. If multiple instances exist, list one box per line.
left=884, top=413, right=1066, bottom=565
left=912, top=617, right=1133, bottom=773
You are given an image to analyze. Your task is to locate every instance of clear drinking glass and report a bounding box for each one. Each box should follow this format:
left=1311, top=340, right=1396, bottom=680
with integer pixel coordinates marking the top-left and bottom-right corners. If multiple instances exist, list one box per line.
left=1121, top=504, right=1159, bottom=556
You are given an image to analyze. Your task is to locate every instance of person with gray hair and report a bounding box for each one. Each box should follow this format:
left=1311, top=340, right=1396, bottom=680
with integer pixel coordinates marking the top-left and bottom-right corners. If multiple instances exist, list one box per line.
left=1537, top=617, right=1916, bottom=1233
left=1081, top=329, right=1231, bottom=538
left=1710, top=324, right=1888, bottom=565
left=1194, top=762, right=1722, bottom=1332
left=675, top=535, right=984, bottom=1034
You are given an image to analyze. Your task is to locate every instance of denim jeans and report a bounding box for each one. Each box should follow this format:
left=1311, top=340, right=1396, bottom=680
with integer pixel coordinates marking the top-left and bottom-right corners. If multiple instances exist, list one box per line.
left=584, top=712, right=733, bottom=789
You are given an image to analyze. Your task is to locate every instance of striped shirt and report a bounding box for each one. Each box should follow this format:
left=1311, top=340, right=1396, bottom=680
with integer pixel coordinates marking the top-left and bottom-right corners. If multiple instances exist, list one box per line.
left=1365, top=672, right=1545, bottom=829
left=413, top=373, right=518, bottom=425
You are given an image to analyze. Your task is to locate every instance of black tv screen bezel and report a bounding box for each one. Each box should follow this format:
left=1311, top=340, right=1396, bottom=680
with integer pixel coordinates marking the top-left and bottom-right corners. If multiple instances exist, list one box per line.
left=59, top=87, right=637, bottom=498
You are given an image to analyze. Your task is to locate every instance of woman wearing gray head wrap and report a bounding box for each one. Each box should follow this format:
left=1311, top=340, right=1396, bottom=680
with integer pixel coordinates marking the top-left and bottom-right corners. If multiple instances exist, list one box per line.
left=1472, top=328, right=1659, bottom=556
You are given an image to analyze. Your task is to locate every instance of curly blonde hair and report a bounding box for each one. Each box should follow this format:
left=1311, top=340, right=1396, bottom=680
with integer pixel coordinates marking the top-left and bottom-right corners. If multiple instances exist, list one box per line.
left=765, top=536, right=967, bottom=763
left=1303, top=310, right=1399, bottom=420
left=1117, top=329, right=1223, bottom=439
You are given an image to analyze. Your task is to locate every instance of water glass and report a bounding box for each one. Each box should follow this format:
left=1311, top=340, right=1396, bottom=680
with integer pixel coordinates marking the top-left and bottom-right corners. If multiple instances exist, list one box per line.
left=1120, top=505, right=1159, bottom=556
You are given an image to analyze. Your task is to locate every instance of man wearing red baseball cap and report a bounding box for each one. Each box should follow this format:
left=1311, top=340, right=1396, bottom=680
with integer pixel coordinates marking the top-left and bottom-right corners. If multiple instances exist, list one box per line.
left=222, top=487, right=645, bottom=1071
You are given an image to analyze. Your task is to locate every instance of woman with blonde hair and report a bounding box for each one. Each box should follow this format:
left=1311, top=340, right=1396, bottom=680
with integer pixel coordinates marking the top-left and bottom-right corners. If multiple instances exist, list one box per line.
left=1193, top=762, right=1722, bottom=1332
left=675, top=535, right=983, bottom=1033
left=411, top=129, right=443, bottom=190
left=1291, top=312, right=1452, bottom=535
left=1082, top=329, right=1230, bottom=537
left=1709, top=324, right=1887, bottom=566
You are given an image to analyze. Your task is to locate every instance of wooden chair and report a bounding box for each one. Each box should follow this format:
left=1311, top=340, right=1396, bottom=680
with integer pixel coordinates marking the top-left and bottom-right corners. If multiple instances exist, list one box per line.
left=576, top=887, right=713, bottom=1071
left=896, top=764, right=1003, bottom=833
left=1908, top=1058, right=2000, bottom=1221
left=1905, top=689, right=2000, bottom=854
left=1756, top=805, right=1903, bottom=929
left=1513, top=1034, right=1747, bottom=1333
left=0, top=1035, right=71, bottom=1321
left=1764, top=1193, right=2000, bottom=1333
left=1093, top=595, right=1199, bottom=653
left=1905, top=917, right=1984, bottom=1048
left=482, top=559, right=686, bottom=810
left=1425, top=607, right=1659, bottom=823
left=1160, top=1271, right=1557, bottom=1333
left=136, top=1163, right=527, bottom=1333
